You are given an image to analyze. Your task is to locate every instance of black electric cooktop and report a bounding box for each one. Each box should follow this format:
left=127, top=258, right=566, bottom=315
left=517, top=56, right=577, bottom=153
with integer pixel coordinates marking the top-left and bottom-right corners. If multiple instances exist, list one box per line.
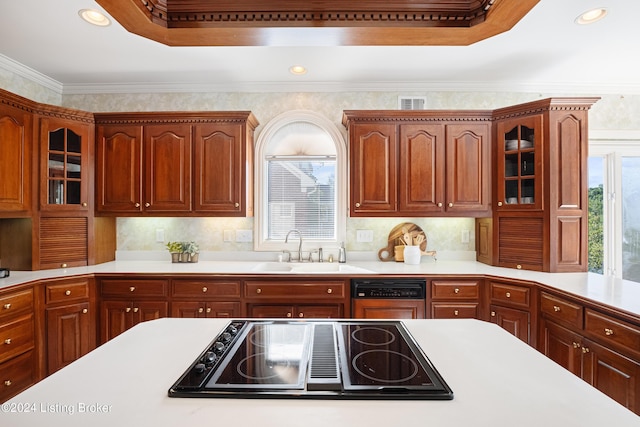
left=169, top=320, right=453, bottom=400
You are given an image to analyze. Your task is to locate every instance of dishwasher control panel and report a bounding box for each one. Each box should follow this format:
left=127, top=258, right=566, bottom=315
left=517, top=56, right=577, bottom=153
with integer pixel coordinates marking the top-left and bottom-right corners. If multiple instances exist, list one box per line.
left=352, top=279, right=425, bottom=299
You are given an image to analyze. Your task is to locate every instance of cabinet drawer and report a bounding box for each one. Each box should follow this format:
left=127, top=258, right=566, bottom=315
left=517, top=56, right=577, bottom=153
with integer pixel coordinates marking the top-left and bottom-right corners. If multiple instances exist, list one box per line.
left=245, top=281, right=346, bottom=299
left=101, top=279, right=168, bottom=298
left=0, top=315, right=34, bottom=364
left=45, top=279, right=90, bottom=304
left=431, top=280, right=480, bottom=299
left=490, top=281, right=530, bottom=308
left=171, top=280, right=241, bottom=298
left=431, top=303, right=478, bottom=319
left=585, top=309, right=640, bottom=355
left=540, top=292, right=583, bottom=329
left=0, top=350, right=36, bottom=402
left=0, top=288, right=33, bottom=321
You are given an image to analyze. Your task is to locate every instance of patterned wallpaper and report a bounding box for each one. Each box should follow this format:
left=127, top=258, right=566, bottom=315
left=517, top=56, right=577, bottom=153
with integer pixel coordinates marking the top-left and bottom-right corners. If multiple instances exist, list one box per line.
left=4, top=67, right=640, bottom=258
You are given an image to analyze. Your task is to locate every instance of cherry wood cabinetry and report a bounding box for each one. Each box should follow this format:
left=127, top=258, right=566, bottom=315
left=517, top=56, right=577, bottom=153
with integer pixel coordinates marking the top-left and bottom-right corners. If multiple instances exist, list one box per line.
left=489, top=280, right=535, bottom=345
left=41, top=277, right=95, bottom=375
left=539, top=291, right=640, bottom=414
left=0, top=286, right=36, bottom=402
left=99, top=279, right=168, bottom=343
left=478, top=98, right=600, bottom=272
left=170, top=279, right=241, bottom=318
left=352, top=299, right=424, bottom=319
left=0, top=91, right=33, bottom=216
left=429, top=279, right=483, bottom=319
left=244, top=279, right=348, bottom=318
left=95, top=112, right=258, bottom=216
left=342, top=111, right=491, bottom=217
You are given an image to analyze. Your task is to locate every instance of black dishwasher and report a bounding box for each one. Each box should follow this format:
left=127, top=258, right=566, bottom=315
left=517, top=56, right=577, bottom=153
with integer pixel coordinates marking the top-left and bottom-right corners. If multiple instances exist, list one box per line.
left=351, top=278, right=426, bottom=319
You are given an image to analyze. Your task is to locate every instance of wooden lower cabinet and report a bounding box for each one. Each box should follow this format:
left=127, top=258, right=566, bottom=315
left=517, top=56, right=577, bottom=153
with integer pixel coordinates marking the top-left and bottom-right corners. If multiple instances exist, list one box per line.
left=171, top=301, right=240, bottom=318
left=0, top=350, right=36, bottom=402
left=170, top=279, right=241, bottom=318
left=100, top=300, right=167, bottom=343
left=352, top=299, right=425, bottom=319
left=541, top=319, right=640, bottom=414
left=45, top=302, right=92, bottom=375
left=429, top=279, right=483, bottom=320
left=490, top=304, right=530, bottom=344
left=248, top=304, right=342, bottom=319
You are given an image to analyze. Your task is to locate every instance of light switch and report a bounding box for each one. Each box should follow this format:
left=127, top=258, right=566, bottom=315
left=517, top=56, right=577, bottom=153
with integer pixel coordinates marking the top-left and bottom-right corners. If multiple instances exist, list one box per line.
left=461, top=230, right=470, bottom=244
left=155, top=229, right=165, bottom=242
left=356, top=229, right=374, bottom=242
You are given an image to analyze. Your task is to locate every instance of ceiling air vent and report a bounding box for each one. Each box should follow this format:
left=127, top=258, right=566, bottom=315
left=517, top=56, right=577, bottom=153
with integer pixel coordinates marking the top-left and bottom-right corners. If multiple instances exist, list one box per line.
left=398, top=96, right=426, bottom=110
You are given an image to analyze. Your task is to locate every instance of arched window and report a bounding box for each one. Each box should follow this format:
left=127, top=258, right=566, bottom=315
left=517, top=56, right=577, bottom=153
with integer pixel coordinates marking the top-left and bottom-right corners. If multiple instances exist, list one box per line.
left=254, top=110, right=347, bottom=254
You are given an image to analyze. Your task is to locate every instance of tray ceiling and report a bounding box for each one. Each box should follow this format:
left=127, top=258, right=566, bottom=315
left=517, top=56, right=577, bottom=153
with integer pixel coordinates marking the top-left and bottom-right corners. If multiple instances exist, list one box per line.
left=96, top=0, right=539, bottom=46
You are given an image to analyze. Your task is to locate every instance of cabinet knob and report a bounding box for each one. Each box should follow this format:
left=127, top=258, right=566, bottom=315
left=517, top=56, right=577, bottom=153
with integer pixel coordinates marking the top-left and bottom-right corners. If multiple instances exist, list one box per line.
left=202, top=287, right=208, bottom=293
left=327, top=288, right=333, bottom=294
left=453, top=310, right=459, bottom=316
left=572, top=342, right=581, bottom=349
left=65, top=290, right=71, bottom=296
left=133, top=307, right=139, bottom=313
left=448, top=202, right=453, bottom=208
left=3, top=303, right=11, bottom=310
left=437, top=202, right=443, bottom=207
left=234, top=202, right=240, bottom=208
left=61, top=263, right=68, bottom=268
left=206, top=308, right=211, bottom=313
left=4, top=338, right=11, bottom=345
left=129, top=287, right=136, bottom=292
left=299, top=313, right=304, bottom=318
left=553, top=305, right=561, bottom=312
left=454, top=288, right=460, bottom=294
left=582, top=346, right=590, bottom=354
left=82, top=202, right=88, bottom=207
left=4, top=380, right=11, bottom=387
left=516, top=265, right=522, bottom=270
left=497, top=201, right=503, bottom=207
left=198, top=308, right=204, bottom=313
left=126, top=307, right=131, bottom=313
left=490, top=311, right=496, bottom=317
left=134, top=202, right=140, bottom=208
left=355, top=202, right=361, bottom=208
left=145, top=202, right=151, bottom=208
left=256, top=288, right=262, bottom=294
left=505, top=292, right=511, bottom=298
left=82, top=308, right=88, bottom=314
left=604, top=328, right=614, bottom=336
left=286, top=312, right=292, bottom=318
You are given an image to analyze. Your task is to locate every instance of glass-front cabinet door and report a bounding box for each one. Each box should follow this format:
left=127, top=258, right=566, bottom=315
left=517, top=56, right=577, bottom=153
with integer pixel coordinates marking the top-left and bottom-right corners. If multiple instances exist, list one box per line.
left=40, top=117, right=90, bottom=211
left=496, top=115, right=542, bottom=210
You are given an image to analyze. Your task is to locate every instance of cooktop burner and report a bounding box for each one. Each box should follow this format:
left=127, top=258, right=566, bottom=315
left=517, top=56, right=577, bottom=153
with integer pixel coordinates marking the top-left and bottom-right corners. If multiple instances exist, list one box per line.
left=168, top=320, right=453, bottom=400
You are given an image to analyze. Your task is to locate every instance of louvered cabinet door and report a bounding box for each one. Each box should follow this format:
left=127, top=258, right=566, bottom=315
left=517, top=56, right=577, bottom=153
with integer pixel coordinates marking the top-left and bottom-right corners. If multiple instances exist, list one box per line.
left=38, top=217, right=88, bottom=269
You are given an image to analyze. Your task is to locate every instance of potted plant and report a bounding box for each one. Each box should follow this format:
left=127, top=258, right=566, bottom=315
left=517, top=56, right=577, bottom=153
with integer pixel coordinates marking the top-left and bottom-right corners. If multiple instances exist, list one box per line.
left=185, top=241, right=199, bottom=263
left=166, top=241, right=183, bottom=263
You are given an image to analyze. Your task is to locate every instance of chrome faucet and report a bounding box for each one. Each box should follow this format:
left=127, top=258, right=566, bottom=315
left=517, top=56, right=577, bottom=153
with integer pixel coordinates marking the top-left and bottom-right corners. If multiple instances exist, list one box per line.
left=285, top=229, right=303, bottom=262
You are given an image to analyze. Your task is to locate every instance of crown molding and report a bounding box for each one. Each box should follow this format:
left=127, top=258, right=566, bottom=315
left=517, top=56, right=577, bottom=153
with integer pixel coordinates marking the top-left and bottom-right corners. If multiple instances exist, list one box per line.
left=0, top=54, right=63, bottom=95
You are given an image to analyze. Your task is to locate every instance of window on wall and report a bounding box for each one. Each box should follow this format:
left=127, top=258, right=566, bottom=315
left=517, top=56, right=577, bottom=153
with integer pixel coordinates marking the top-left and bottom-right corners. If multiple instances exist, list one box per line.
left=589, top=137, right=640, bottom=283
left=254, top=111, right=347, bottom=252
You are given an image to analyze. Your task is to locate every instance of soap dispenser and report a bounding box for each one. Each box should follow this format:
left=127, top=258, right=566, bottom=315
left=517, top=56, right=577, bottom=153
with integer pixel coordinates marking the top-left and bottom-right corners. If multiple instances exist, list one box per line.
left=338, top=242, right=346, bottom=263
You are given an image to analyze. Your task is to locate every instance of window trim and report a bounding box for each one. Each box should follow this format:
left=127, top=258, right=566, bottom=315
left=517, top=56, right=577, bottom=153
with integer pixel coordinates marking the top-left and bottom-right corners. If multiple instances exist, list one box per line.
left=253, top=110, right=347, bottom=252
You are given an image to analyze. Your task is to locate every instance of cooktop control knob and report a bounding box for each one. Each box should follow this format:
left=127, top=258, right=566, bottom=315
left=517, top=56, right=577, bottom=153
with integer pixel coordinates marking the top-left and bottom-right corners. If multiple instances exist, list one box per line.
left=221, top=332, right=232, bottom=342
left=203, top=351, right=216, bottom=365
left=227, top=325, right=238, bottom=335
left=194, top=363, right=206, bottom=374
left=213, top=341, right=225, bottom=354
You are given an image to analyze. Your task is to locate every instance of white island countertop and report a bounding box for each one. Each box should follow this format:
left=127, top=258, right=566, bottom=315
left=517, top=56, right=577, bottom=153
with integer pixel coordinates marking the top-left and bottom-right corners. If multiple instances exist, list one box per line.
left=3, top=318, right=638, bottom=426
left=1, top=258, right=640, bottom=317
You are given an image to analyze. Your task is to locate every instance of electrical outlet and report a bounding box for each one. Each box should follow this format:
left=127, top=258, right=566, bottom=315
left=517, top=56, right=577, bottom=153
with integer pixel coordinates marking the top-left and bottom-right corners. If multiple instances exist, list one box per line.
left=356, top=229, right=374, bottom=242
left=236, top=229, right=253, bottom=242
left=155, top=229, right=165, bottom=242
left=461, top=230, right=470, bottom=244
left=223, top=230, right=234, bottom=242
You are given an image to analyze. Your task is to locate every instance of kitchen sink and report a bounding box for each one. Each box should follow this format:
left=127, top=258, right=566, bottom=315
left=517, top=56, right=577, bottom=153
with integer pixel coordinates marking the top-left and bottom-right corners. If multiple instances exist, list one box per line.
left=251, top=262, right=375, bottom=274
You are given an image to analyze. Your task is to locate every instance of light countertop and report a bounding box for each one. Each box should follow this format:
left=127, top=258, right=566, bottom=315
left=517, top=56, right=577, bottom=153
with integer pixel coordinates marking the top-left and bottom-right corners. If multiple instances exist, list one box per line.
left=1, top=257, right=639, bottom=317
left=4, top=318, right=638, bottom=426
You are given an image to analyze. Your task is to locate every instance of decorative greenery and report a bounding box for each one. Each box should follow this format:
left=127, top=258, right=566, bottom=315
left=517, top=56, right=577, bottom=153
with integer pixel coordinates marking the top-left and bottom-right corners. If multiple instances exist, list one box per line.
left=184, top=241, right=199, bottom=255
left=165, top=241, right=183, bottom=253
left=588, top=185, right=604, bottom=274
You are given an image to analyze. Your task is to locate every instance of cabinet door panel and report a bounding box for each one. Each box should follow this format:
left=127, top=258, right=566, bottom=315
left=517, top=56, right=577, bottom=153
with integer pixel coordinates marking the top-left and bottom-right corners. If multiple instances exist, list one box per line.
left=96, top=125, right=143, bottom=213
left=100, top=301, right=133, bottom=343
left=297, top=304, right=342, bottom=319
left=399, top=124, right=445, bottom=213
left=194, top=123, right=243, bottom=213
left=134, top=301, right=168, bottom=324
left=540, top=319, right=582, bottom=377
left=352, top=300, right=424, bottom=319
left=143, top=124, right=192, bottom=212
left=0, top=104, right=31, bottom=212
left=207, top=302, right=241, bottom=318
left=45, top=302, right=92, bottom=375
left=171, top=301, right=206, bottom=318
left=490, top=304, right=530, bottom=344
left=249, top=305, right=295, bottom=318
left=445, top=123, right=490, bottom=213
left=350, top=123, right=397, bottom=214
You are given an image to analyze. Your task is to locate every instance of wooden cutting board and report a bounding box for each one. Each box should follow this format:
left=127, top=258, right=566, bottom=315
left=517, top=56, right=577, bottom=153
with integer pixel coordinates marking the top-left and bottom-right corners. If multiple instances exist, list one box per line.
left=377, top=222, right=428, bottom=261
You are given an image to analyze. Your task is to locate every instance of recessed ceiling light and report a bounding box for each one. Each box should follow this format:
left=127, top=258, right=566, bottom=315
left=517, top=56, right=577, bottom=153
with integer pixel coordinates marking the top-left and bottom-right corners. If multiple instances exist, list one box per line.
left=289, top=65, right=307, bottom=75
left=79, top=9, right=111, bottom=27
left=575, top=8, right=608, bottom=25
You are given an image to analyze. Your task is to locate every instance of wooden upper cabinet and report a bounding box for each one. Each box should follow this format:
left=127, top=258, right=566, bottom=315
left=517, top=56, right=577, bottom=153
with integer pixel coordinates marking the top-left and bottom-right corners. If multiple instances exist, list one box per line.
left=349, top=123, right=397, bottom=214
left=96, top=125, right=143, bottom=213
left=0, top=101, right=32, bottom=214
left=194, top=122, right=252, bottom=215
left=39, top=116, right=92, bottom=212
left=343, top=111, right=491, bottom=217
left=143, top=124, right=192, bottom=213
left=94, top=112, right=257, bottom=216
